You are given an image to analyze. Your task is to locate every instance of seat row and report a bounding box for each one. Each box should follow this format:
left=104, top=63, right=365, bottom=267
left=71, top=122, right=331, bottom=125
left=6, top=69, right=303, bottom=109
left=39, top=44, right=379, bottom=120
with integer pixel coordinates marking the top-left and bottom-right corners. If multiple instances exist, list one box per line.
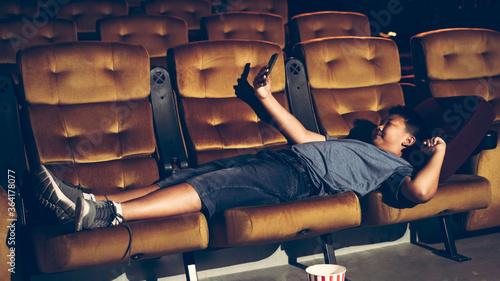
left=1, top=10, right=373, bottom=85
left=0, top=29, right=498, bottom=281
left=0, top=0, right=288, bottom=39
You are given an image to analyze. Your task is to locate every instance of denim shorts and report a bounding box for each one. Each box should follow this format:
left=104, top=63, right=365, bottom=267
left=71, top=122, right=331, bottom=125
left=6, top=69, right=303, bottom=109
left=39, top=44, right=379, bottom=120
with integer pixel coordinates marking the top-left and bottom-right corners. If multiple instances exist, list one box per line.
left=155, top=149, right=313, bottom=217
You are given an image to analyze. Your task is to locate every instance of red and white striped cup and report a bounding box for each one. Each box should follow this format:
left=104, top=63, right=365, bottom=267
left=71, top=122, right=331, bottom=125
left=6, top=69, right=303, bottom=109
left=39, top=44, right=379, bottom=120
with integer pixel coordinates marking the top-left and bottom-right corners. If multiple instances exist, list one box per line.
left=306, top=264, right=346, bottom=281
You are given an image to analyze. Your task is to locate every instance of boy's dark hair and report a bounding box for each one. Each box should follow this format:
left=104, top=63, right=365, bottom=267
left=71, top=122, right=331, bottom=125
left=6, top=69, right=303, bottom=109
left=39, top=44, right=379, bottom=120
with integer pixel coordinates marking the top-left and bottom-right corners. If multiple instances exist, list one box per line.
left=389, top=105, right=428, bottom=143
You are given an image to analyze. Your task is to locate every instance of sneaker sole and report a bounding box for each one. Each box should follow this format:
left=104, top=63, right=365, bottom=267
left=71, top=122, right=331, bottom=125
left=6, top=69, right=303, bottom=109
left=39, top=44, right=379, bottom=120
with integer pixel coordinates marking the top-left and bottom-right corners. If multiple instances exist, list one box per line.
left=36, top=165, right=76, bottom=224
left=75, top=196, right=89, bottom=231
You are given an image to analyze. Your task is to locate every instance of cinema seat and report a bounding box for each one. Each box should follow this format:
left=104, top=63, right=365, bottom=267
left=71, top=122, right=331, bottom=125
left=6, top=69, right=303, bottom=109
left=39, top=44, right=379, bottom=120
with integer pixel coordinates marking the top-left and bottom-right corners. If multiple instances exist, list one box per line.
left=17, top=42, right=208, bottom=278
left=98, top=14, right=188, bottom=69
left=411, top=28, right=500, bottom=231
left=167, top=39, right=361, bottom=262
left=0, top=0, right=38, bottom=19
left=224, top=0, right=288, bottom=25
left=201, top=12, right=286, bottom=51
left=56, top=0, right=128, bottom=40
left=289, top=11, right=371, bottom=46
left=143, top=0, right=211, bottom=41
left=293, top=36, right=493, bottom=261
left=0, top=18, right=77, bottom=85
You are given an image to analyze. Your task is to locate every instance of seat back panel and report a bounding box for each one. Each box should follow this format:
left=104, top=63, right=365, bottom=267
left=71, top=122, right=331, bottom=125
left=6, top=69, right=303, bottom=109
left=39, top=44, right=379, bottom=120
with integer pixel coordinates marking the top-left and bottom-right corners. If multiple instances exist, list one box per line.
left=290, top=11, right=370, bottom=44
left=295, top=37, right=404, bottom=137
left=168, top=40, right=288, bottom=164
left=98, top=15, right=188, bottom=58
left=202, top=12, right=286, bottom=49
left=19, top=41, right=158, bottom=192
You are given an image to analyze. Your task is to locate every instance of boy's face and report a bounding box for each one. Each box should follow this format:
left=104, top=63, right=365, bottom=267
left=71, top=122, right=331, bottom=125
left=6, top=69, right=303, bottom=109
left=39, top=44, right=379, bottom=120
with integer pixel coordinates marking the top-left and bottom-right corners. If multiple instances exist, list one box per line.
left=371, top=114, right=416, bottom=156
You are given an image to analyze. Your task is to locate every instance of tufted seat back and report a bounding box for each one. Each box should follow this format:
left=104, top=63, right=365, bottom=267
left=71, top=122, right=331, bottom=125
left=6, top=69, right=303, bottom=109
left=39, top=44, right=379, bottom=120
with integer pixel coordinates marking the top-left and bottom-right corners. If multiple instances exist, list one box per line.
left=411, top=28, right=500, bottom=231
left=143, top=0, right=211, bottom=31
left=412, top=28, right=500, bottom=122
left=19, top=41, right=159, bottom=195
left=98, top=15, right=188, bottom=68
left=167, top=39, right=288, bottom=165
left=56, top=0, right=128, bottom=36
left=289, top=11, right=371, bottom=46
left=201, top=12, right=286, bottom=50
left=294, top=37, right=404, bottom=138
left=225, top=0, right=288, bottom=25
left=0, top=18, right=77, bottom=83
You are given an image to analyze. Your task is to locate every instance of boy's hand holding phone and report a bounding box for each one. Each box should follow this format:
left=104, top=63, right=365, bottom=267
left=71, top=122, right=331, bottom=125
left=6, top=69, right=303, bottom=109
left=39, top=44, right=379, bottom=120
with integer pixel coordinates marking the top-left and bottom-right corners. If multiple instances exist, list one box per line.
left=253, top=53, right=278, bottom=100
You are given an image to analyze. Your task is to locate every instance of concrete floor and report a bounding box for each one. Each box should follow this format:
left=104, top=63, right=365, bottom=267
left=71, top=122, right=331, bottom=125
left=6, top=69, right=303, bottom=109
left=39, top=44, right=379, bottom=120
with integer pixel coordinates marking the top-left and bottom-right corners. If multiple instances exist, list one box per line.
left=205, top=231, right=500, bottom=281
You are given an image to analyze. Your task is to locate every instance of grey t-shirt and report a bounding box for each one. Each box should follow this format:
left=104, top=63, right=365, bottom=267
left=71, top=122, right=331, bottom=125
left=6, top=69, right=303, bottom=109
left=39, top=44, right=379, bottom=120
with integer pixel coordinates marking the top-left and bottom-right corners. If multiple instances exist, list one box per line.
left=289, top=136, right=413, bottom=201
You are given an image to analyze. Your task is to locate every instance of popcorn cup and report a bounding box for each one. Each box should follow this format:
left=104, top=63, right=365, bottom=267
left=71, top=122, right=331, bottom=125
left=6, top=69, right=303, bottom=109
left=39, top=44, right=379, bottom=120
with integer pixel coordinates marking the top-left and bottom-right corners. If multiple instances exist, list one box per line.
left=306, top=264, right=346, bottom=281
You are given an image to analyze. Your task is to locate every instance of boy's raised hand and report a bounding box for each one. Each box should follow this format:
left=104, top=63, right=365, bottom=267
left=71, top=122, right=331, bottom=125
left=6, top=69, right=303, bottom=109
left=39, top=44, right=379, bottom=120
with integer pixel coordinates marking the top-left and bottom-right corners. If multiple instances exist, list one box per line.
left=253, top=65, right=272, bottom=100
left=422, top=137, right=447, bottom=156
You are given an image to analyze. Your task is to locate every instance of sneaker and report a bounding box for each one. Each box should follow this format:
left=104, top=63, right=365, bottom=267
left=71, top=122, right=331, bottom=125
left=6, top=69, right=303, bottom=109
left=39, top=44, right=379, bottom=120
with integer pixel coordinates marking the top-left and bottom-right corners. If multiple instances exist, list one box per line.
left=75, top=196, right=118, bottom=231
left=75, top=197, right=133, bottom=263
left=34, top=165, right=80, bottom=224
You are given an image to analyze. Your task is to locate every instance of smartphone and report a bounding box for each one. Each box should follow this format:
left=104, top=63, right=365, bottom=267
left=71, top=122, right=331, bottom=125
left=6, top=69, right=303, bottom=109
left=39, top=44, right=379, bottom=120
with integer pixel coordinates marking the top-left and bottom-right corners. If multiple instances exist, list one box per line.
left=258, top=53, right=279, bottom=84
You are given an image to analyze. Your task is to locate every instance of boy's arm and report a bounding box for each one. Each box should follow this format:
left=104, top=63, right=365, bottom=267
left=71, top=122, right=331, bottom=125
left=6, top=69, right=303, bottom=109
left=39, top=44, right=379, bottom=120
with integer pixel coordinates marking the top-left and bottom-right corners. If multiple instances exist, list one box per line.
left=400, top=137, right=446, bottom=203
left=253, top=66, right=326, bottom=144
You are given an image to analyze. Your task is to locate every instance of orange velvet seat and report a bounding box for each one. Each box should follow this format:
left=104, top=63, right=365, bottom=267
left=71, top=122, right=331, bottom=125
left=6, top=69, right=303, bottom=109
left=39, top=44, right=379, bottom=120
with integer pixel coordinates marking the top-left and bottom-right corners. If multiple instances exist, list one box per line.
left=143, top=0, right=211, bottom=41
left=289, top=11, right=371, bottom=46
left=411, top=28, right=500, bottom=231
left=0, top=18, right=77, bottom=84
left=293, top=37, right=405, bottom=138
left=17, top=41, right=208, bottom=275
left=56, top=0, right=128, bottom=40
left=201, top=11, right=286, bottom=50
left=294, top=36, right=492, bottom=260
left=167, top=39, right=361, bottom=253
left=223, top=0, right=289, bottom=25
left=98, top=14, right=188, bottom=69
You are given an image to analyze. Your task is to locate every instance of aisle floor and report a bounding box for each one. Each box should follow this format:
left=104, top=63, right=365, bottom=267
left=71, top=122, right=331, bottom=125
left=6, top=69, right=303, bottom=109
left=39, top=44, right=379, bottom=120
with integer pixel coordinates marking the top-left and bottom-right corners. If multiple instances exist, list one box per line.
left=204, top=231, right=500, bottom=281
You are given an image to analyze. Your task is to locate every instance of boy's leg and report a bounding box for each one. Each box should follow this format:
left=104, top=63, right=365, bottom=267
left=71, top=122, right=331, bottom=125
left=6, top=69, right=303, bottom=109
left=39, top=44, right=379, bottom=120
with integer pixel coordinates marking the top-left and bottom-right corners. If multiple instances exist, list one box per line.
left=35, top=155, right=253, bottom=223
left=76, top=182, right=202, bottom=230
left=76, top=150, right=306, bottom=230
left=121, top=183, right=201, bottom=221
left=94, top=184, right=160, bottom=203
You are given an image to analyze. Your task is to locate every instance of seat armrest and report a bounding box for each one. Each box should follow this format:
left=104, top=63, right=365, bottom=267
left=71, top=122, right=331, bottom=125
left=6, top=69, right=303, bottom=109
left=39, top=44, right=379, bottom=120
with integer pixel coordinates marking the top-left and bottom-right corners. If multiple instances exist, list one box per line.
left=150, top=66, right=189, bottom=177
left=285, top=57, right=319, bottom=133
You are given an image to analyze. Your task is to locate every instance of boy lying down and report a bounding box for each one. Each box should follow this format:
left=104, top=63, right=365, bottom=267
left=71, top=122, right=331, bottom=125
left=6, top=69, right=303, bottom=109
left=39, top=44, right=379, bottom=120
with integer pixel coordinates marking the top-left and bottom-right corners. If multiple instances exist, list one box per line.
left=35, top=65, right=446, bottom=231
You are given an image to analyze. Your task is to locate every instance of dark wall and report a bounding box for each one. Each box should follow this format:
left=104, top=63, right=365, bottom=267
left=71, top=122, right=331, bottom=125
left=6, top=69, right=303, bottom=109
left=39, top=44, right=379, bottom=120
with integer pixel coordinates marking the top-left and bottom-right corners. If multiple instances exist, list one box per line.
left=288, top=0, right=500, bottom=52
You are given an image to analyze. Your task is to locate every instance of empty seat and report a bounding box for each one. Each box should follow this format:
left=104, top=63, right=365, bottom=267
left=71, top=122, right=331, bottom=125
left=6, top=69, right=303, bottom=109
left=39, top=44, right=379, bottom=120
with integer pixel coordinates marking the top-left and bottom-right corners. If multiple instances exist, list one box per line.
left=98, top=14, right=188, bottom=68
left=289, top=11, right=371, bottom=46
left=201, top=11, right=286, bottom=50
left=294, top=36, right=493, bottom=261
left=56, top=0, right=128, bottom=40
left=223, top=0, right=288, bottom=25
left=167, top=39, right=361, bottom=258
left=143, top=0, right=211, bottom=41
left=0, top=18, right=77, bottom=84
left=17, top=41, right=208, bottom=275
left=412, top=28, right=500, bottom=231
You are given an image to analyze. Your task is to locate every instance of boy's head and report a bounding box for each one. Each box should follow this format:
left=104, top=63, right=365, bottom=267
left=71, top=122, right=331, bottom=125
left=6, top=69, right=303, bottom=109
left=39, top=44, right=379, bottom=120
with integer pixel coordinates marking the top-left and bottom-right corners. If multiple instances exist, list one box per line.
left=371, top=105, right=428, bottom=156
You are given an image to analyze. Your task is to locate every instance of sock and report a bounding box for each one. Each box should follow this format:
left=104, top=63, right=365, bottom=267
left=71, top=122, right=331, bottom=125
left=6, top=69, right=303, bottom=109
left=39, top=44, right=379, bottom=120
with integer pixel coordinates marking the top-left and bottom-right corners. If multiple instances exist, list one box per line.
left=111, top=202, right=124, bottom=226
